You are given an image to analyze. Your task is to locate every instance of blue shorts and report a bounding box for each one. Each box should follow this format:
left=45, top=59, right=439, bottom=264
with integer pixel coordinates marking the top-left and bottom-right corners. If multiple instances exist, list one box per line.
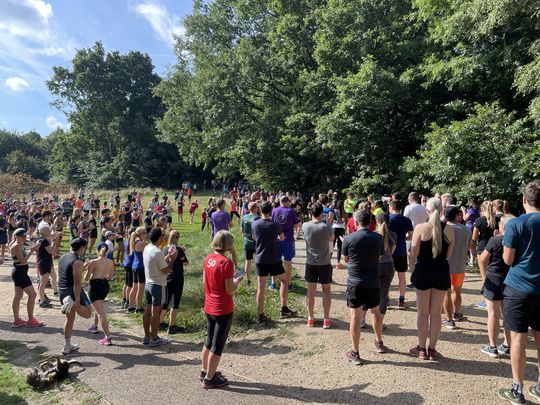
left=278, top=240, right=295, bottom=261
left=145, top=283, right=166, bottom=307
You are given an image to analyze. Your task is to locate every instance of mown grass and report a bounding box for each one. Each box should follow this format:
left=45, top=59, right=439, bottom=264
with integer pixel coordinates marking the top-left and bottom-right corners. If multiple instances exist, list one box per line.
left=58, top=191, right=306, bottom=339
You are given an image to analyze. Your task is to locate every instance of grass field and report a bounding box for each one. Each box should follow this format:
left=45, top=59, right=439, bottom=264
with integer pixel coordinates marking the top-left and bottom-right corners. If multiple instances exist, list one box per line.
left=57, top=191, right=306, bottom=339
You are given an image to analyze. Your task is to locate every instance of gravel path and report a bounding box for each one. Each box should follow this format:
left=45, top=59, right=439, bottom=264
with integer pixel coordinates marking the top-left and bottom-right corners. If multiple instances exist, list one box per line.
left=1, top=239, right=539, bottom=404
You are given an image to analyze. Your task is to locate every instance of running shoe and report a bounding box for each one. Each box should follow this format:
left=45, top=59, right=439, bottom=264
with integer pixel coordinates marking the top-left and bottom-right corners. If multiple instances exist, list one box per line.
left=427, top=347, right=439, bottom=361
left=323, top=319, right=333, bottom=329
left=27, top=317, right=44, bottom=327
left=168, top=325, right=185, bottom=334
left=159, top=322, right=168, bottom=331
left=452, top=312, right=464, bottom=321
left=258, top=314, right=269, bottom=324
left=442, top=319, right=456, bottom=330
left=407, top=283, right=414, bottom=290
left=199, top=370, right=222, bottom=382
left=397, top=300, right=405, bottom=310
left=127, top=306, right=136, bottom=313
left=38, top=299, right=53, bottom=308
left=99, top=338, right=112, bottom=346
left=60, top=296, right=75, bottom=314
left=360, top=319, right=366, bottom=329
left=476, top=300, right=487, bottom=309
left=202, top=374, right=229, bottom=389
left=528, top=385, right=540, bottom=403
left=280, top=307, right=297, bottom=318
left=149, top=336, right=169, bottom=347
left=346, top=350, right=363, bottom=366
left=12, top=318, right=27, bottom=328
left=497, top=344, right=511, bottom=358
left=135, top=308, right=144, bottom=314
left=142, top=336, right=150, bottom=345
left=61, top=343, right=80, bottom=355
left=481, top=345, right=499, bottom=358
left=498, top=387, right=525, bottom=404
left=307, top=318, right=315, bottom=327
left=88, top=324, right=99, bottom=334
left=374, top=340, right=387, bottom=354
left=268, top=283, right=277, bottom=291
left=409, top=345, right=427, bottom=360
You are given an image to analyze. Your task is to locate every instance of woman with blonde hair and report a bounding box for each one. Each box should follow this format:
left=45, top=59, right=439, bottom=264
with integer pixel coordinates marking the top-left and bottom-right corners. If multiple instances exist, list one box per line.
left=410, top=198, right=455, bottom=360
left=127, top=226, right=148, bottom=313
left=201, top=230, right=243, bottom=389
left=472, top=201, right=498, bottom=294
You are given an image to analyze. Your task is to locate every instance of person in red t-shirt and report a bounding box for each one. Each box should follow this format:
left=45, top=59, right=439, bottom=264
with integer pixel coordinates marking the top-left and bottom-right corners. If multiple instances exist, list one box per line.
left=189, top=200, right=198, bottom=224
left=201, top=230, right=244, bottom=389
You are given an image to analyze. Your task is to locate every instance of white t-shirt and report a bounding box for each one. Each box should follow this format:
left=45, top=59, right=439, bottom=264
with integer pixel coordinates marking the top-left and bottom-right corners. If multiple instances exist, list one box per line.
left=404, top=203, right=429, bottom=229
left=105, top=240, right=115, bottom=255
left=143, top=244, right=168, bottom=286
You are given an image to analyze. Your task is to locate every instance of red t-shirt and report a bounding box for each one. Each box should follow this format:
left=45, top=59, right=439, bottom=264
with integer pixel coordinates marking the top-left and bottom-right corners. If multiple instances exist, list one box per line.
left=347, top=217, right=356, bottom=234
left=203, top=252, right=234, bottom=316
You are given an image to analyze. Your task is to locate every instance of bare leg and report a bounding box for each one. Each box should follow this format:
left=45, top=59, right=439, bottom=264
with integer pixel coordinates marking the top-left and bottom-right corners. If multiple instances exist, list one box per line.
left=415, top=288, right=431, bottom=348
left=23, top=285, right=37, bottom=319
left=206, top=352, right=222, bottom=379
left=12, top=286, right=23, bottom=321
left=510, top=331, right=528, bottom=385
left=306, top=282, right=317, bottom=319
left=443, top=289, right=453, bottom=321
left=76, top=304, right=92, bottom=318
left=398, top=272, right=406, bottom=299
left=452, top=286, right=462, bottom=314
left=321, top=283, right=331, bottom=319
left=486, top=299, right=501, bottom=347
left=64, top=310, right=76, bottom=339
left=369, top=306, right=384, bottom=343
left=136, top=283, right=144, bottom=308
left=202, top=346, right=210, bottom=372
left=143, top=305, right=151, bottom=337
left=38, top=273, right=49, bottom=301
left=256, top=276, right=266, bottom=314
left=150, top=305, right=161, bottom=339
left=349, top=308, right=361, bottom=353
left=277, top=273, right=289, bottom=308
left=169, top=308, right=178, bottom=326
left=92, top=300, right=110, bottom=337
left=428, top=289, right=446, bottom=349
left=244, top=259, right=251, bottom=282
left=50, top=266, right=57, bottom=292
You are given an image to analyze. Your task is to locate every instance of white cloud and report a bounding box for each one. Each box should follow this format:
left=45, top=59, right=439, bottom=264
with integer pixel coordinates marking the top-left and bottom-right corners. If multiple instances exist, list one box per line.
left=45, top=115, right=68, bottom=130
left=5, top=76, right=31, bottom=91
left=133, top=2, right=184, bottom=46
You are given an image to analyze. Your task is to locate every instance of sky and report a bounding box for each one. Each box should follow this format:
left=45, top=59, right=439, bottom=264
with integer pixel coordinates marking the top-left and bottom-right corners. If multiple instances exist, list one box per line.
left=0, top=0, right=193, bottom=136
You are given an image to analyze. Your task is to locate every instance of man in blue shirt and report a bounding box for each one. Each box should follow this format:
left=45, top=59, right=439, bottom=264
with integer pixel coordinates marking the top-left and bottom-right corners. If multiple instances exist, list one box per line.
left=499, top=179, right=540, bottom=404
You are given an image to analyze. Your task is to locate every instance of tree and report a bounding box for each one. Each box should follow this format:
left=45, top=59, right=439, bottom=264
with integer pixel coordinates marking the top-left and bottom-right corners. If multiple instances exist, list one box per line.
left=0, top=129, right=50, bottom=180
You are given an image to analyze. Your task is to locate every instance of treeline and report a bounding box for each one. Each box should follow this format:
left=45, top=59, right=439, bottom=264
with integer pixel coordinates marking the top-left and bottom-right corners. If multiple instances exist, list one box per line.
left=153, top=0, right=539, bottom=201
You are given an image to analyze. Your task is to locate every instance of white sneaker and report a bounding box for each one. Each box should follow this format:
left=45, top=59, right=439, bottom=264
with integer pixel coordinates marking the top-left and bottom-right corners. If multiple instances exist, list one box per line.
left=61, top=343, right=80, bottom=355
left=60, top=296, right=75, bottom=314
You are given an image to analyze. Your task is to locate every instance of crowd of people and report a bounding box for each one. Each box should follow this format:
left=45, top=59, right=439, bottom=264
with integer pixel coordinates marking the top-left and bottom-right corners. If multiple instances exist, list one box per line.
left=1, top=179, right=540, bottom=402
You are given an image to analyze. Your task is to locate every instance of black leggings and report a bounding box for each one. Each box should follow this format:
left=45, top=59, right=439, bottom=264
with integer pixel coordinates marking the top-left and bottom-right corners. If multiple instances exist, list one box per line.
left=201, top=220, right=206, bottom=231
left=230, top=211, right=240, bottom=219
left=333, top=227, right=345, bottom=263
left=204, top=312, right=233, bottom=356
left=124, top=266, right=133, bottom=288
left=163, top=275, right=184, bottom=310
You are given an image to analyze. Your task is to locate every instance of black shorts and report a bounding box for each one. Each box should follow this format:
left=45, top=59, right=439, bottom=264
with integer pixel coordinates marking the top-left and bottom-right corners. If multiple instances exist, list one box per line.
left=244, top=247, right=255, bottom=261
left=38, top=262, right=52, bottom=276
left=346, top=283, right=380, bottom=310
left=205, top=312, right=233, bottom=356
left=483, top=272, right=505, bottom=301
left=305, top=264, right=332, bottom=284
left=90, top=230, right=98, bottom=239
left=145, top=283, right=166, bottom=307
left=11, top=265, right=32, bottom=289
left=503, top=285, right=540, bottom=333
left=59, top=287, right=91, bottom=307
left=163, top=275, right=184, bottom=310
left=133, top=267, right=145, bottom=283
left=124, top=266, right=133, bottom=287
left=393, top=255, right=408, bottom=273
left=256, top=262, right=285, bottom=277
left=89, top=279, right=110, bottom=303
left=167, top=216, right=172, bottom=224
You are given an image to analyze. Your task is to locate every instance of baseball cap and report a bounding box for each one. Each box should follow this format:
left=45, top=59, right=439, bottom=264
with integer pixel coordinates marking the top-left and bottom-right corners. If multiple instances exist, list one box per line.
left=104, top=230, right=115, bottom=238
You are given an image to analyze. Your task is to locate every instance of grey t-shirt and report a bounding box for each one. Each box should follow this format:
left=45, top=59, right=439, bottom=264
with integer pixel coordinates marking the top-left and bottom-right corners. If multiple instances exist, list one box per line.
left=448, top=223, right=470, bottom=274
left=302, top=221, right=333, bottom=265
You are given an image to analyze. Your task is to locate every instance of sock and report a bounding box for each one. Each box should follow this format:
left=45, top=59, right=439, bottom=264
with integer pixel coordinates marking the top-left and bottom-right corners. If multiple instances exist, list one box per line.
left=512, top=382, right=523, bottom=395
left=281, top=306, right=288, bottom=312
left=64, top=338, right=71, bottom=346
left=399, top=295, right=405, bottom=302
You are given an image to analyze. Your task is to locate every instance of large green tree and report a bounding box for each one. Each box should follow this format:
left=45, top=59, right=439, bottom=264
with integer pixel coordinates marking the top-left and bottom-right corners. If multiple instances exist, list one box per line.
left=0, top=129, right=50, bottom=180
left=47, top=42, right=198, bottom=188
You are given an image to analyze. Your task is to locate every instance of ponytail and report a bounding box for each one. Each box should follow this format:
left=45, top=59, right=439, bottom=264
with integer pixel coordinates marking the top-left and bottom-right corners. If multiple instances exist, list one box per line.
left=376, top=214, right=390, bottom=252
left=426, top=198, right=443, bottom=258
left=482, top=201, right=496, bottom=230
left=130, top=226, right=146, bottom=253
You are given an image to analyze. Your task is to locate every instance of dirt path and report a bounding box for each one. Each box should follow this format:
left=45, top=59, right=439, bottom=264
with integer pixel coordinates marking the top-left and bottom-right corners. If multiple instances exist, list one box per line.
left=1, top=240, right=539, bottom=404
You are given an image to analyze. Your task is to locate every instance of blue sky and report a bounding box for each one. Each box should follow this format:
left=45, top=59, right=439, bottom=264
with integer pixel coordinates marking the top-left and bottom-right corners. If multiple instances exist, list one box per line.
left=0, top=0, right=192, bottom=136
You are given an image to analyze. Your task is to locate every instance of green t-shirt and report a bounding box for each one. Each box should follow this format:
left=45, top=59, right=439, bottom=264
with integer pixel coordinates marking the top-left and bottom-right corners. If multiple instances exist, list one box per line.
left=241, top=213, right=261, bottom=249
left=344, top=198, right=357, bottom=214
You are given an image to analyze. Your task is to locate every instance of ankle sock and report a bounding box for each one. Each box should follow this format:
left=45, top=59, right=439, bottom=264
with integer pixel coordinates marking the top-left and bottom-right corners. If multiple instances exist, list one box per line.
left=64, top=338, right=71, bottom=346
left=399, top=295, right=404, bottom=302
left=512, top=382, right=523, bottom=395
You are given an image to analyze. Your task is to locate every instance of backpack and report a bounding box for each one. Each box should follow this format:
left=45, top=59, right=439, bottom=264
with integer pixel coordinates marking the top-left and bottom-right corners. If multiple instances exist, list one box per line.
left=26, top=356, right=84, bottom=389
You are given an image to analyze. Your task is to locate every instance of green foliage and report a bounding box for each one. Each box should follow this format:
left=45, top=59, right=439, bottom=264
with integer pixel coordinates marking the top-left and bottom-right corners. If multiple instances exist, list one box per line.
left=406, top=103, right=536, bottom=201
left=47, top=42, right=203, bottom=188
left=0, top=129, right=50, bottom=179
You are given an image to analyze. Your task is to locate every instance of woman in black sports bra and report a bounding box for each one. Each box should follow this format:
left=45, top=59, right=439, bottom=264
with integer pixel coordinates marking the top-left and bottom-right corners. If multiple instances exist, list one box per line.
left=9, top=228, right=43, bottom=327
left=409, top=198, right=455, bottom=361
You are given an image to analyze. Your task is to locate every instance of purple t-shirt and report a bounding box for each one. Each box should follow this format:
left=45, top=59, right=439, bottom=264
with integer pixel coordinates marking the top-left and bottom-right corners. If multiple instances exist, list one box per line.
left=271, top=206, right=298, bottom=242
left=466, top=207, right=479, bottom=230
left=211, top=210, right=231, bottom=236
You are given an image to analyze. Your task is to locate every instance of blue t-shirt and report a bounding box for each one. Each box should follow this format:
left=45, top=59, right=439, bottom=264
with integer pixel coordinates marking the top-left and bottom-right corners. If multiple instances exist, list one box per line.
left=388, top=214, right=414, bottom=257
left=503, top=213, right=540, bottom=294
left=322, top=207, right=334, bottom=223
left=271, top=206, right=298, bottom=242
